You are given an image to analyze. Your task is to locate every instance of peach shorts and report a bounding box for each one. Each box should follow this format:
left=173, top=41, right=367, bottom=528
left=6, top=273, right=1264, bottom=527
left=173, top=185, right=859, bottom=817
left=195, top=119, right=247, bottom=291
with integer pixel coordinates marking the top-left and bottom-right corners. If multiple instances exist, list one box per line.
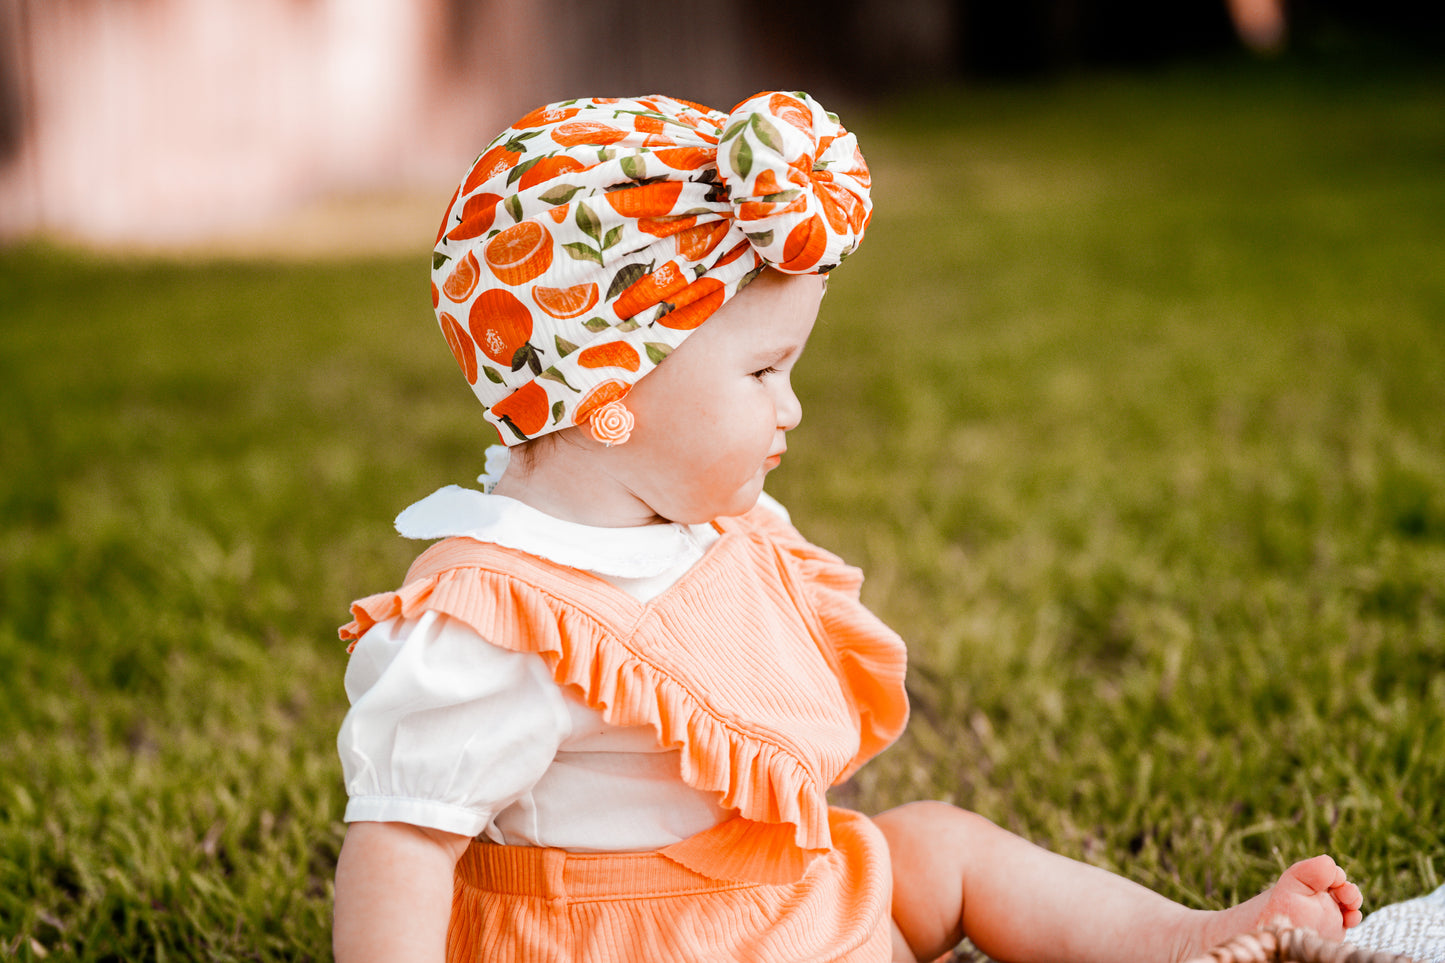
left=446, top=808, right=894, bottom=963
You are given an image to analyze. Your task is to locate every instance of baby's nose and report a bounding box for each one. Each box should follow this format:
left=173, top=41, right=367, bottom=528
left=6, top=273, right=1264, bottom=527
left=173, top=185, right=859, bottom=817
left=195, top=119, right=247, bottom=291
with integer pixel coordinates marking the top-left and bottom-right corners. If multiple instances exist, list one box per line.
left=775, top=380, right=802, bottom=431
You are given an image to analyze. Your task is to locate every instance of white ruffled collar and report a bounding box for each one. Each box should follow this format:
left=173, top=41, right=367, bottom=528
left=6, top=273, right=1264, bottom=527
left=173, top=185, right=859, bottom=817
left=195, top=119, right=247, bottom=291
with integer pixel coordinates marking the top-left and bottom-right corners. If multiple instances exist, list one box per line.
left=395, top=446, right=789, bottom=579
left=394, top=485, right=715, bottom=580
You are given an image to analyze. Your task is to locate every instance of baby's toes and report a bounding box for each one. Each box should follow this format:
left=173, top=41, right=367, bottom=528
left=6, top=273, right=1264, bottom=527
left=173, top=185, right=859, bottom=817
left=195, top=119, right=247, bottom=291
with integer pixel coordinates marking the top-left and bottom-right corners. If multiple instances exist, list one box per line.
left=1332, top=881, right=1364, bottom=923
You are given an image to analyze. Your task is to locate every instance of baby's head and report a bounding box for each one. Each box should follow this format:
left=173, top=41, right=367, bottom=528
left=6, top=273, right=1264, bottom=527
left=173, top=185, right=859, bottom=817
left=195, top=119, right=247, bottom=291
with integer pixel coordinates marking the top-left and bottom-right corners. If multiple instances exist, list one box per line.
left=430, top=92, right=872, bottom=522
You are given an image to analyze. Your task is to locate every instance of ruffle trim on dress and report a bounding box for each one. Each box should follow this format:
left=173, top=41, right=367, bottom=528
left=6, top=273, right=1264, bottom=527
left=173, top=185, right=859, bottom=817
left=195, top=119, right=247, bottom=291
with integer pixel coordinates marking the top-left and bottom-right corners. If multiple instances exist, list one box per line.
left=339, top=505, right=909, bottom=883
left=341, top=557, right=832, bottom=878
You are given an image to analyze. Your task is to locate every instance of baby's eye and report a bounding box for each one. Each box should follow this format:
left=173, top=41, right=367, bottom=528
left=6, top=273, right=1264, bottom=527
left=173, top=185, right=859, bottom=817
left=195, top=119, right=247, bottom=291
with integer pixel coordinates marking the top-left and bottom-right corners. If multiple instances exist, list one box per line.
left=751, top=366, right=778, bottom=380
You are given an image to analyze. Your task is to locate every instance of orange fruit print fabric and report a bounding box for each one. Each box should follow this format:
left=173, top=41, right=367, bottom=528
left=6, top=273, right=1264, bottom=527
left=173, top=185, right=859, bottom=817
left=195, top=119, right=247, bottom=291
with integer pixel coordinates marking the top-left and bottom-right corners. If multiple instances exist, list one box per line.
left=431, top=91, right=873, bottom=445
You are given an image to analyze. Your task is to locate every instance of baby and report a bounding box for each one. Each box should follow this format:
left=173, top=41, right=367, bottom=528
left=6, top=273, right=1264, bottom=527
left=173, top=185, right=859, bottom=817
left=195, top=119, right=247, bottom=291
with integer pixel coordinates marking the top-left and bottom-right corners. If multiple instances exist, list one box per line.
left=332, top=91, right=1362, bottom=962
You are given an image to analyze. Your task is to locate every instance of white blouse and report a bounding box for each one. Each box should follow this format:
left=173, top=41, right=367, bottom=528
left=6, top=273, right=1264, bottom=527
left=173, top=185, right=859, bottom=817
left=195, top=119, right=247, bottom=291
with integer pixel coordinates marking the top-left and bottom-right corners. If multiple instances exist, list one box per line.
left=338, top=477, right=792, bottom=851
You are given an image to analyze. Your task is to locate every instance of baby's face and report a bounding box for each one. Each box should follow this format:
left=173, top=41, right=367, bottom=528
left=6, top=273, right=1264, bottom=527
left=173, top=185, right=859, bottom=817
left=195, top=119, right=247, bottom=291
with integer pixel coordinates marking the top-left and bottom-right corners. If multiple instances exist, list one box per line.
left=601, top=270, right=825, bottom=524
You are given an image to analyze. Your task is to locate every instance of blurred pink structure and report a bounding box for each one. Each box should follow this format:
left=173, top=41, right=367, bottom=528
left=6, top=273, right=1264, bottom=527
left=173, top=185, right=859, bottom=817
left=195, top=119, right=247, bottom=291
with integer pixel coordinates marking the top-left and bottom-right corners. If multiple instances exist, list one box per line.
left=0, top=0, right=808, bottom=247
left=0, top=0, right=1283, bottom=246
left=1225, top=0, right=1287, bottom=53
left=0, top=0, right=533, bottom=244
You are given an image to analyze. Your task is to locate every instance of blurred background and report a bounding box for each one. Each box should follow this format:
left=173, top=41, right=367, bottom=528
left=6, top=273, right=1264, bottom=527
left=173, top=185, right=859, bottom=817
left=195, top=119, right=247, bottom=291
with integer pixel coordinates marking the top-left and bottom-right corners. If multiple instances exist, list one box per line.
left=2, top=3, right=1443, bottom=959
left=1, top=0, right=1439, bottom=250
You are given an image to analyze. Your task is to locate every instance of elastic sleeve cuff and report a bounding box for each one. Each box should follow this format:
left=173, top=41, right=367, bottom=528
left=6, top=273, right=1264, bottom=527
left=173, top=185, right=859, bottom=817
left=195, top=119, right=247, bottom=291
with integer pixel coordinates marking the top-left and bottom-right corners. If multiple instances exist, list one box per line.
left=343, top=795, right=491, bottom=838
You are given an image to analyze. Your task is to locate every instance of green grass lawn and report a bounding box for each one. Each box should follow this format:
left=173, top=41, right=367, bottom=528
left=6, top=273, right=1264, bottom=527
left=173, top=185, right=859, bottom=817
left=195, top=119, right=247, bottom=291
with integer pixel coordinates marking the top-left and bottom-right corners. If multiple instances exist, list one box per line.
left=3, top=54, right=1443, bottom=960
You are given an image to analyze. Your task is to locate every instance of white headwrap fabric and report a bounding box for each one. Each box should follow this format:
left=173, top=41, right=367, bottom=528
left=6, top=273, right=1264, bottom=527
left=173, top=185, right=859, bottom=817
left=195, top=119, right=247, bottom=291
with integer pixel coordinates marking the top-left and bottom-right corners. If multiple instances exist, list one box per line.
left=430, top=91, right=872, bottom=444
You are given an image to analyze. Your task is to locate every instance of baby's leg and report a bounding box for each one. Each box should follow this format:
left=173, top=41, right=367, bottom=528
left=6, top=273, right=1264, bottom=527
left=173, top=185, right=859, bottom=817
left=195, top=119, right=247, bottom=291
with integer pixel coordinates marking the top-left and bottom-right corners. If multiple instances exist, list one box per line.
left=874, top=801, right=1361, bottom=963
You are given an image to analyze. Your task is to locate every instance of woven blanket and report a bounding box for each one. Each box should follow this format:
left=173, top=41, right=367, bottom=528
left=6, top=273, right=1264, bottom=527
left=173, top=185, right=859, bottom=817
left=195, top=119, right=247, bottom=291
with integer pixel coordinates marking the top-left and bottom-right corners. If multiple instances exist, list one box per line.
left=1345, top=884, right=1445, bottom=963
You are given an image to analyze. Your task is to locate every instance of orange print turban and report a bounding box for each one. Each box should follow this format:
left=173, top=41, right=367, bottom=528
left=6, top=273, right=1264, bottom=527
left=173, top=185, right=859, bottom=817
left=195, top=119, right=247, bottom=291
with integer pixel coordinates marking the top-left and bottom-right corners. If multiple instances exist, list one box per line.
left=430, top=91, right=872, bottom=445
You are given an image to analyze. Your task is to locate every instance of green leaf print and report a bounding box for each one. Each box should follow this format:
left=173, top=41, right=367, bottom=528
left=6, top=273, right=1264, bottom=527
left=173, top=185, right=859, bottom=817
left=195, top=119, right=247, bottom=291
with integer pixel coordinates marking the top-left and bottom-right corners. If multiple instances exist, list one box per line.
left=602, top=225, right=623, bottom=251
left=582, top=317, right=611, bottom=332
left=554, top=336, right=579, bottom=357
left=575, top=202, right=602, bottom=243
left=538, top=183, right=584, bottom=206
left=729, top=134, right=753, bottom=180
left=644, top=342, right=673, bottom=365
left=719, top=119, right=747, bottom=143
left=551, top=400, right=566, bottom=425
left=744, top=229, right=774, bottom=247
left=504, top=195, right=523, bottom=223
left=606, top=261, right=652, bottom=301
left=499, top=415, right=529, bottom=442
left=562, top=242, right=604, bottom=265
left=432, top=251, right=451, bottom=271
left=749, top=114, right=784, bottom=154
left=539, top=366, right=579, bottom=391
left=511, top=342, right=543, bottom=376
left=507, top=156, right=542, bottom=187
left=620, top=154, right=647, bottom=180
left=482, top=365, right=504, bottom=384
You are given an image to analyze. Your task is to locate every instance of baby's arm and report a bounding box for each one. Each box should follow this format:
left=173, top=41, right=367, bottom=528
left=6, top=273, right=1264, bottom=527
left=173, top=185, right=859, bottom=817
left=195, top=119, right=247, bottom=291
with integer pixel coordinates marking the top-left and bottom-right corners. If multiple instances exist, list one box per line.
left=333, top=821, right=471, bottom=963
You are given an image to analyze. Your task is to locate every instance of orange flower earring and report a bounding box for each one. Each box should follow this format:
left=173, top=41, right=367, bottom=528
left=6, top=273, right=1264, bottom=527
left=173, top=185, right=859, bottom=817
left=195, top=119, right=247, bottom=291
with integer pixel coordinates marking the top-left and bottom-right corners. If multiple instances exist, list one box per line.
left=588, top=399, right=634, bottom=447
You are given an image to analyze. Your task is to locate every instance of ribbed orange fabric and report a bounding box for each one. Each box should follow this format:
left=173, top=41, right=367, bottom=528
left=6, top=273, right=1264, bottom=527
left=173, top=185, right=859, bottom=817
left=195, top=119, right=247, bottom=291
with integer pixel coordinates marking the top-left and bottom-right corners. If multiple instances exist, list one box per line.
left=341, top=504, right=910, bottom=959
left=342, top=504, right=909, bottom=882
left=446, top=808, right=895, bottom=963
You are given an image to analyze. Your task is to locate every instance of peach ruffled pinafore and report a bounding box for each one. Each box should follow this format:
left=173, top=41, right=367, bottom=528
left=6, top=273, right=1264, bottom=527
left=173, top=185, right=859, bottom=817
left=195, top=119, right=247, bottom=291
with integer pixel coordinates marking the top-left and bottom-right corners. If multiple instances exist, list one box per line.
left=341, top=505, right=909, bottom=962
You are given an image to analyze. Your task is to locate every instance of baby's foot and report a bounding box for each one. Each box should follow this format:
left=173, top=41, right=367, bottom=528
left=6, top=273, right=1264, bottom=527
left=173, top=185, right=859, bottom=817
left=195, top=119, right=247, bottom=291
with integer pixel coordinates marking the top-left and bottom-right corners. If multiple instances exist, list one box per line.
left=1255, top=855, right=1364, bottom=936
left=1200, top=855, right=1363, bottom=953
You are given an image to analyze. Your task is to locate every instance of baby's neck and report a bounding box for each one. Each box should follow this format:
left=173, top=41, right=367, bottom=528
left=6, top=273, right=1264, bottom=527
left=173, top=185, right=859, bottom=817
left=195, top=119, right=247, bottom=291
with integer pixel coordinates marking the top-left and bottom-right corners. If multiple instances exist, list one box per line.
left=491, top=448, right=666, bottom=528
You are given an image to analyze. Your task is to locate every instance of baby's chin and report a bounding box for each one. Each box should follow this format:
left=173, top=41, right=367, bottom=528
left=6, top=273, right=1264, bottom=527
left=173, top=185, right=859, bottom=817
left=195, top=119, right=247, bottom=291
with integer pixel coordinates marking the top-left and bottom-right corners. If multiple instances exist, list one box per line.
left=651, top=486, right=764, bottom=525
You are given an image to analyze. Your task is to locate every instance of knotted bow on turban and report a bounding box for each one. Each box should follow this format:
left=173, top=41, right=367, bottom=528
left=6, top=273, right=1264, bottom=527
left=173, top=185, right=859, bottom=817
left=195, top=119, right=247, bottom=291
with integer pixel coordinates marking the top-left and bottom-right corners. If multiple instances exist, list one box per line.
left=430, top=91, right=872, bottom=445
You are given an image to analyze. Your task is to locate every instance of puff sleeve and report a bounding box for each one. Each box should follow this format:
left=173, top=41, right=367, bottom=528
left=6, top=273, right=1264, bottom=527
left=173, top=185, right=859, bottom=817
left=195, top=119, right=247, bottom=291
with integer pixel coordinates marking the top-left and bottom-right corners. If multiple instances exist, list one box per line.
left=337, top=610, right=572, bottom=837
